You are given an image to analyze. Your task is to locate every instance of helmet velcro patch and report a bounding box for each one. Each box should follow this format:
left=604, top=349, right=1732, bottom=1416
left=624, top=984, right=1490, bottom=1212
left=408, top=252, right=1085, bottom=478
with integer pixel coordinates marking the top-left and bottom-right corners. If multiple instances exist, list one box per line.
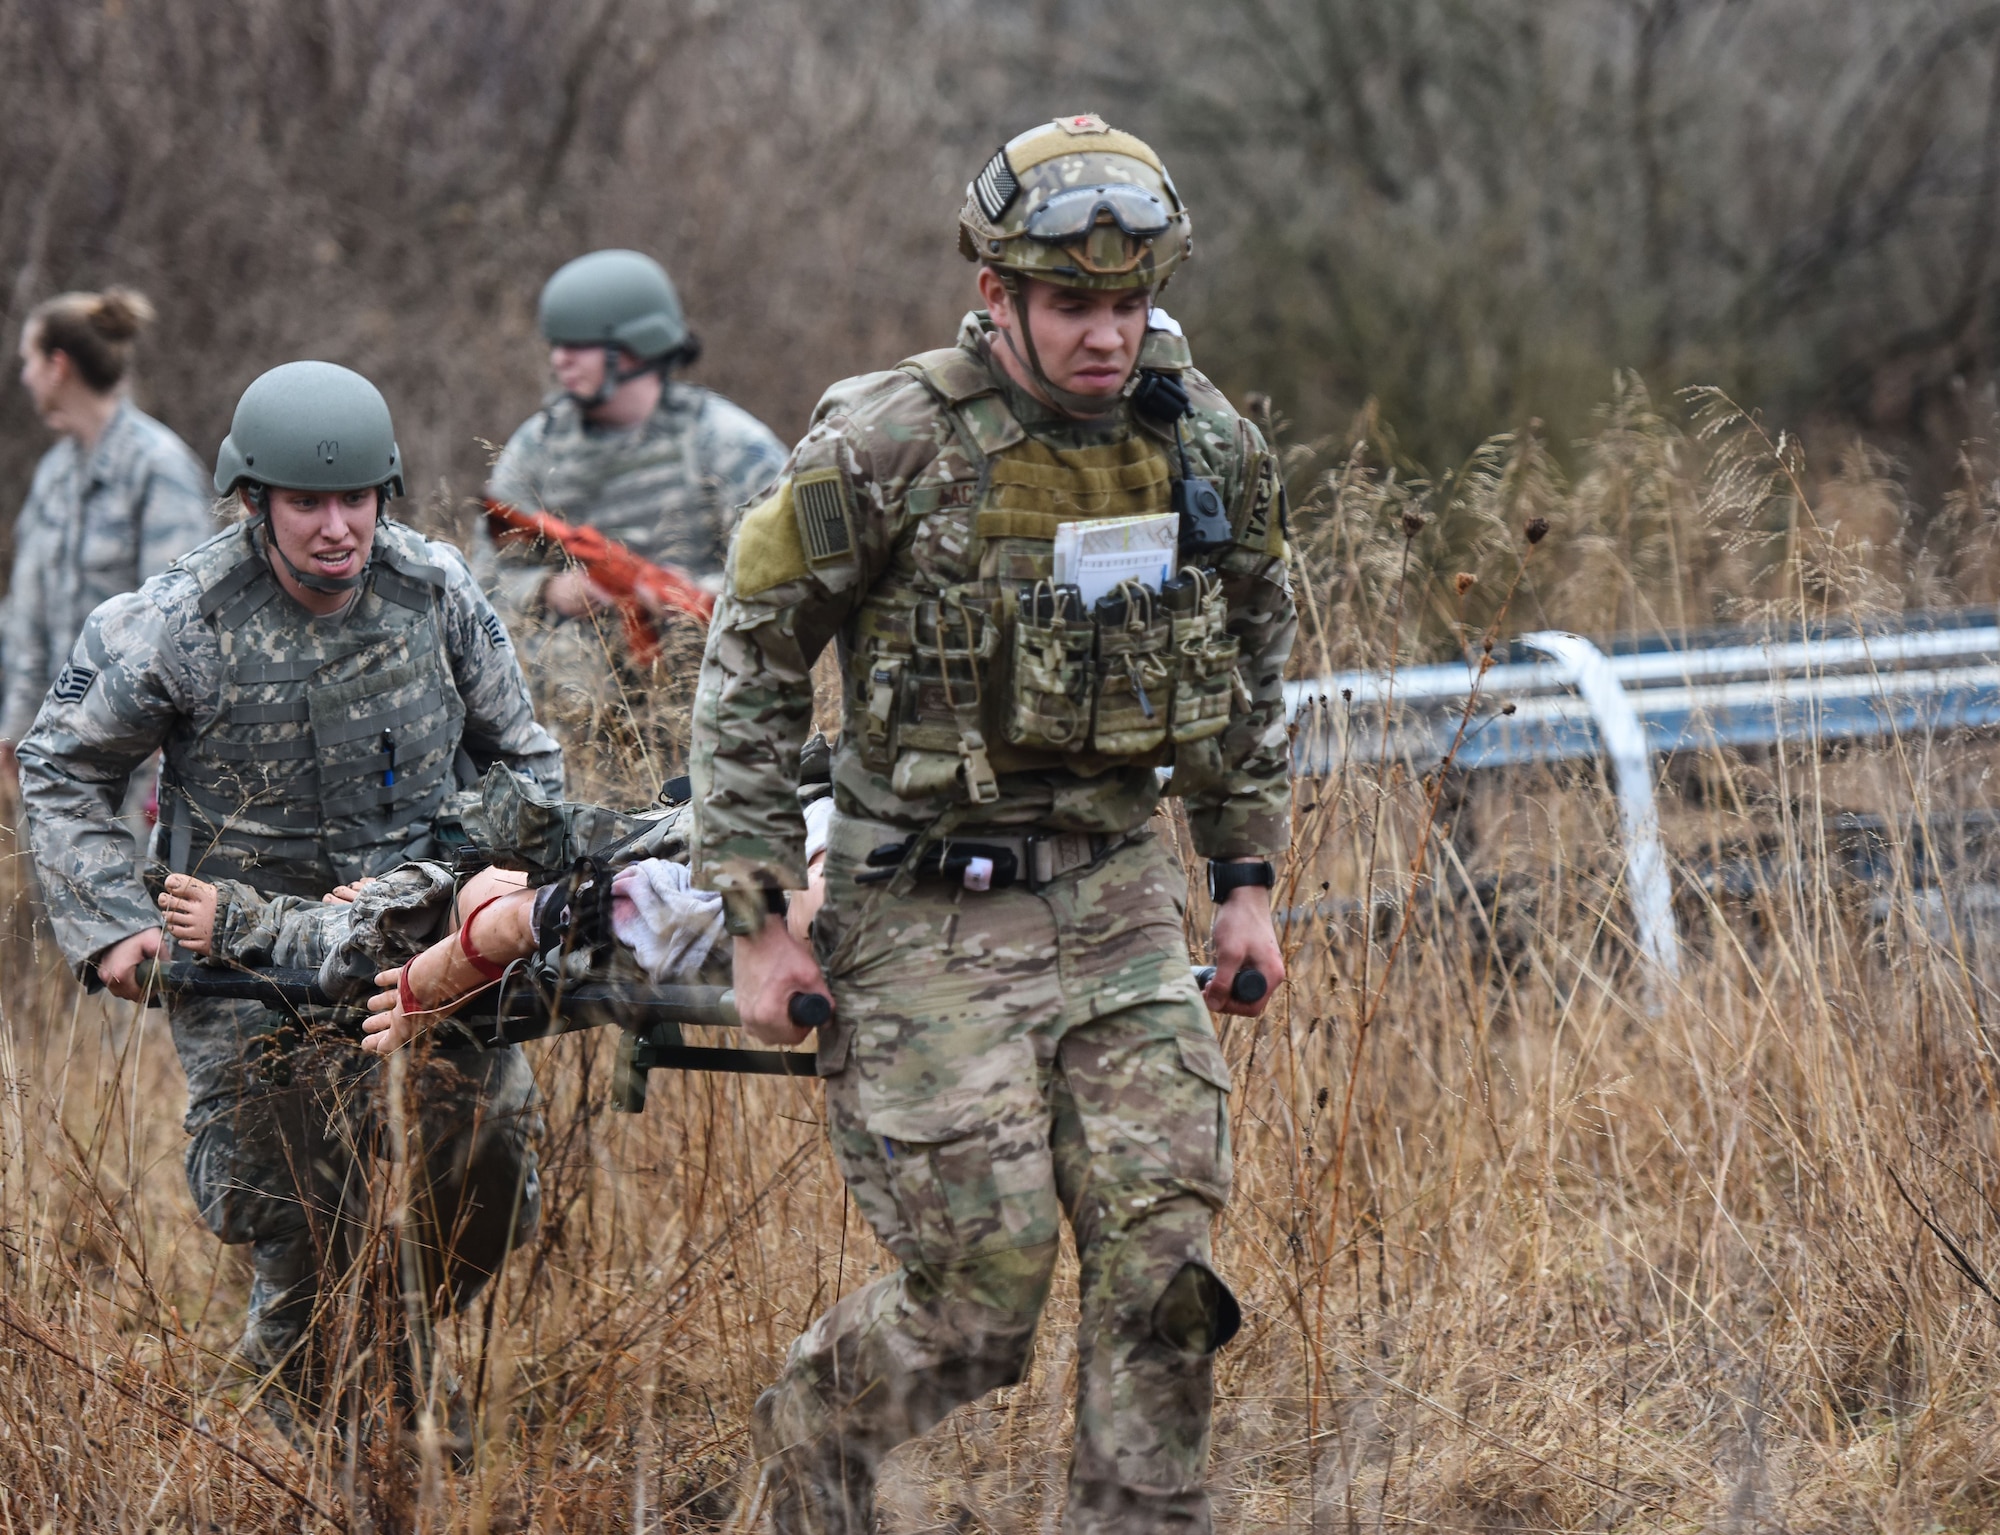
left=974, top=149, right=1018, bottom=223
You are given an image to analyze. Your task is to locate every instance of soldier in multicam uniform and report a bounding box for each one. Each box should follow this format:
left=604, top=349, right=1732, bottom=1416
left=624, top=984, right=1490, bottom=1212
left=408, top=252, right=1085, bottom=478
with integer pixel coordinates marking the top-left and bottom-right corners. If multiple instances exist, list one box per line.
left=3, top=288, right=210, bottom=764
left=17, top=361, right=564, bottom=1437
left=691, top=116, right=1295, bottom=1533
left=478, top=249, right=785, bottom=728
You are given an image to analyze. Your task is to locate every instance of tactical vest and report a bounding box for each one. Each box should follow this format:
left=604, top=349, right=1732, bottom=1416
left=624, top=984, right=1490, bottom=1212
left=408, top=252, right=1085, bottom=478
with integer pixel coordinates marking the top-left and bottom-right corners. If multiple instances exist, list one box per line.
left=157, top=522, right=468, bottom=898
left=845, top=345, right=1245, bottom=807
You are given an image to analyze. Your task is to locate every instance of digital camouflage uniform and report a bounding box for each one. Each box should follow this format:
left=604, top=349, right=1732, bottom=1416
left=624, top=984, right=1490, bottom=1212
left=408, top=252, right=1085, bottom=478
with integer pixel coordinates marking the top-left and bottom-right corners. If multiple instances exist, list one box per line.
left=187, top=860, right=458, bottom=999
left=2, top=397, right=211, bottom=742
left=691, top=303, right=1294, bottom=1532
left=479, top=383, right=785, bottom=729
left=17, top=516, right=564, bottom=1403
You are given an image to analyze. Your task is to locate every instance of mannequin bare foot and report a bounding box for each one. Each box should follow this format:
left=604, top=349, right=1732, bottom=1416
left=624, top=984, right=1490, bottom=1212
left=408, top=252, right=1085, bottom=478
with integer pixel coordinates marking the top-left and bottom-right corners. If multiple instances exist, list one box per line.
left=362, top=872, right=535, bottom=1055
left=158, top=873, right=219, bottom=955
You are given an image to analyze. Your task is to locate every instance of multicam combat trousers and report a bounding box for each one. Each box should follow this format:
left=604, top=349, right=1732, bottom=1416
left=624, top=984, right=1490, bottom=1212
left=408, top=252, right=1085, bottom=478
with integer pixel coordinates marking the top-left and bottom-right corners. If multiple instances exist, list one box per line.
left=171, top=997, right=541, bottom=1415
left=753, top=820, right=1240, bottom=1535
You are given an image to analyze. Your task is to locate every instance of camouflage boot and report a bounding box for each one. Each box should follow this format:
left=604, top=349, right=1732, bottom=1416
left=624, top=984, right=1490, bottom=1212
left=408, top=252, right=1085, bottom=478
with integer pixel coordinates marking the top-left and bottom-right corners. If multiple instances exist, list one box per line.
left=749, top=1383, right=876, bottom=1535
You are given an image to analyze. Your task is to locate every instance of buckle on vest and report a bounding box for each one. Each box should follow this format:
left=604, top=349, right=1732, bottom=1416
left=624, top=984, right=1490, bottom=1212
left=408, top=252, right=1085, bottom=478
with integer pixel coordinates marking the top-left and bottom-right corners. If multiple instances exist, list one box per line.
left=959, top=729, right=1000, bottom=806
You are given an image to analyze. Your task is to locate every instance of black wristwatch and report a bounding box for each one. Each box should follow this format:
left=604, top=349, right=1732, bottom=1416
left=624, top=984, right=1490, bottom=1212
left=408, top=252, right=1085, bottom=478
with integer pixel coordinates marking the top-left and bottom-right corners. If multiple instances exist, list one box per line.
left=1207, top=859, right=1276, bottom=902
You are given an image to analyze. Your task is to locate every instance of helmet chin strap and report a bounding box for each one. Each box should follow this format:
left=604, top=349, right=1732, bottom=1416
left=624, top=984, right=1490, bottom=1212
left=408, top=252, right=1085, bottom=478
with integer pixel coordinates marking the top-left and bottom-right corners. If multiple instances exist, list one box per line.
left=573, top=345, right=666, bottom=411
left=249, top=485, right=372, bottom=595
left=996, top=273, right=1134, bottom=420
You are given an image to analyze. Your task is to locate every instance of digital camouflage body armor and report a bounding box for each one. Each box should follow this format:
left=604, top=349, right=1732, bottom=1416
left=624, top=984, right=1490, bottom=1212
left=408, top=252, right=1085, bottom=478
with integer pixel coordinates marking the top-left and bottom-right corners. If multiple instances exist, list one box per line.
left=157, top=520, right=473, bottom=897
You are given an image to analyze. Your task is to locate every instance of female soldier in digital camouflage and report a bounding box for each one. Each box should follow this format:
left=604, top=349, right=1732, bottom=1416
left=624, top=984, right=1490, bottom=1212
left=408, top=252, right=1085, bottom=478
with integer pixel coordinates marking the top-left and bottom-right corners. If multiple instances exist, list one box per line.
left=17, top=361, right=564, bottom=1445
left=691, top=116, right=1295, bottom=1533
left=3, top=288, right=210, bottom=770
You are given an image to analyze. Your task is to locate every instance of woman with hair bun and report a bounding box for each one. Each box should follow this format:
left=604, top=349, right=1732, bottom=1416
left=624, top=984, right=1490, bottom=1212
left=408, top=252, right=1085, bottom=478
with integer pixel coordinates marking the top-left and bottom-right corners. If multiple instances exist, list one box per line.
left=3, top=288, right=211, bottom=763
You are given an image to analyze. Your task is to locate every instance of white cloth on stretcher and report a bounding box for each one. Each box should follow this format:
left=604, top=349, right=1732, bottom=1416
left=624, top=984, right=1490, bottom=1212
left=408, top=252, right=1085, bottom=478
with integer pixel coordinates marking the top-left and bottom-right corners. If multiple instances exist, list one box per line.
left=609, top=795, right=835, bottom=981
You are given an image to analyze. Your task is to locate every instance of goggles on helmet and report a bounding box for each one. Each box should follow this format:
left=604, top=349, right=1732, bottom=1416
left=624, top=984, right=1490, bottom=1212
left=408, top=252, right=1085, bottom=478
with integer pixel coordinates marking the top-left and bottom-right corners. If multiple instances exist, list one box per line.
left=1023, top=183, right=1172, bottom=244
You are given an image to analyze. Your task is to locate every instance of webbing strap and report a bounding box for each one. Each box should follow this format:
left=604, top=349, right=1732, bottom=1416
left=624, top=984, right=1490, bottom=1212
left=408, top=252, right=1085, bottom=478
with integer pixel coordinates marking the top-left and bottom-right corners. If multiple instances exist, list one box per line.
left=376, top=531, right=449, bottom=591
left=321, top=782, right=449, bottom=851
left=982, top=436, right=1172, bottom=529
left=372, top=565, right=440, bottom=613
left=224, top=698, right=312, bottom=725
left=203, top=735, right=317, bottom=762
left=320, top=772, right=443, bottom=819
left=313, top=693, right=446, bottom=747
left=163, top=788, right=193, bottom=875
left=195, top=542, right=269, bottom=620
left=318, top=718, right=456, bottom=780
left=229, top=651, right=362, bottom=684
left=179, top=779, right=322, bottom=830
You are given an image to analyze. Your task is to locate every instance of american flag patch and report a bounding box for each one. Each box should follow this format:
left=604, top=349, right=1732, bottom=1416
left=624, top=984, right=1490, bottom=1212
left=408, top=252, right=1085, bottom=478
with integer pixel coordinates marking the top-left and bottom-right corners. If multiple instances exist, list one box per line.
left=973, top=148, right=1018, bottom=223
left=51, top=661, right=98, bottom=704
left=479, top=609, right=509, bottom=649
left=793, top=471, right=854, bottom=566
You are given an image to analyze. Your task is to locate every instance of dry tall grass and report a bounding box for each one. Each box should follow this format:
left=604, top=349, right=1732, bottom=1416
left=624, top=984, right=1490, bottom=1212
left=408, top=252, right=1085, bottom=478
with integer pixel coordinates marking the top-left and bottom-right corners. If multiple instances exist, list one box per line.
left=10, top=385, right=2000, bottom=1530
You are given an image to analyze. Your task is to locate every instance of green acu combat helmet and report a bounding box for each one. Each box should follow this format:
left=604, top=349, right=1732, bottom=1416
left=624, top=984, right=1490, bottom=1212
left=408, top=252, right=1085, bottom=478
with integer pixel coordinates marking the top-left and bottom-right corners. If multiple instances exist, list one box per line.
left=538, top=249, right=696, bottom=405
left=958, top=114, right=1192, bottom=412
left=213, top=360, right=404, bottom=593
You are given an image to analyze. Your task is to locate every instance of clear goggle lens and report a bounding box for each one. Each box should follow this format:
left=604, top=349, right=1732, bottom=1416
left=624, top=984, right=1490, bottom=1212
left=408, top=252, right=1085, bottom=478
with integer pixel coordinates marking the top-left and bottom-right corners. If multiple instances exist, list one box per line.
left=1023, top=184, right=1172, bottom=244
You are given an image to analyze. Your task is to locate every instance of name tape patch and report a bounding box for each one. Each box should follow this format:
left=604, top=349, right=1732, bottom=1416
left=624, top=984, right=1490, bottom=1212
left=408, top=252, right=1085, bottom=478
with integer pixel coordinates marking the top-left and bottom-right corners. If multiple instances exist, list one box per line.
left=51, top=661, right=98, bottom=705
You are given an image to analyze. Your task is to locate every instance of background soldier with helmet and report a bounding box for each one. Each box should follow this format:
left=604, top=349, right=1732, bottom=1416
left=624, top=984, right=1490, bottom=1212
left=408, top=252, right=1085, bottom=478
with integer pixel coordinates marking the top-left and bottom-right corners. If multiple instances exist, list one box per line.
left=3, top=288, right=211, bottom=776
left=479, top=249, right=785, bottom=734
left=15, top=361, right=563, bottom=1439
left=692, top=115, right=1294, bottom=1533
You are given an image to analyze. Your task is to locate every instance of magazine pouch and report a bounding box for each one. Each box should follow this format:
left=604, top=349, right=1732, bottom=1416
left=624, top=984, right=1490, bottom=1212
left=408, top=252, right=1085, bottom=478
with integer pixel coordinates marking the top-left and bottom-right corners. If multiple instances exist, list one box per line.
left=1004, top=581, right=1094, bottom=753
left=1091, top=582, right=1174, bottom=756
left=1165, top=569, right=1238, bottom=745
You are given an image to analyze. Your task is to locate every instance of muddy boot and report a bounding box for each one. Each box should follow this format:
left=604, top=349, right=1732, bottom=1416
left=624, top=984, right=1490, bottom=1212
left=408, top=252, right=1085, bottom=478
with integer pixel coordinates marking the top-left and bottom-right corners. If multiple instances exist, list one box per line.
left=749, top=1383, right=876, bottom=1535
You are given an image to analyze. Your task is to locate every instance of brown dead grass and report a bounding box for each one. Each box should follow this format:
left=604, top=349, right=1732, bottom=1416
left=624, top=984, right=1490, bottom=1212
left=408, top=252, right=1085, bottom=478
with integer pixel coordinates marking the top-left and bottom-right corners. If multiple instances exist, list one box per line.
left=8, top=386, right=2000, bottom=1529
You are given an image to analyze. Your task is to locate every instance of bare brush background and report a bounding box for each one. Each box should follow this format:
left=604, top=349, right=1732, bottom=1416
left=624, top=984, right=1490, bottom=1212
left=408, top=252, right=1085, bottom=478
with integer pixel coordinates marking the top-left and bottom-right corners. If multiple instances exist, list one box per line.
left=12, top=0, right=2000, bottom=1531
left=13, top=0, right=2000, bottom=519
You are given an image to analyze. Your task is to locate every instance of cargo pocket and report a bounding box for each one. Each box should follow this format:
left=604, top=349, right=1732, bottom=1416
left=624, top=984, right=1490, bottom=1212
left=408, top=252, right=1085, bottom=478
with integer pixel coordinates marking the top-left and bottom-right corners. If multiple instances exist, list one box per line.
left=866, top=1092, right=1059, bottom=1267
left=1174, top=1031, right=1235, bottom=1200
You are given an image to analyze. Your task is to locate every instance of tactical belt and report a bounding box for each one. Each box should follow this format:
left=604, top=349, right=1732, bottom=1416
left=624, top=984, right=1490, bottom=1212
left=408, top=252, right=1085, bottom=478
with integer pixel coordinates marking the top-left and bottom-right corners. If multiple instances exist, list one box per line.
left=854, top=823, right=1136, bottom=892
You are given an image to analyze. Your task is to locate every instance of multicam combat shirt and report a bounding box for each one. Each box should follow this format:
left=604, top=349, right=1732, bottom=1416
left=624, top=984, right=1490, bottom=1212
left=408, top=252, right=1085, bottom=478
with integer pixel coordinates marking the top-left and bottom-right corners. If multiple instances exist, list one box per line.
left=690, top=312, right=1296, bottom=897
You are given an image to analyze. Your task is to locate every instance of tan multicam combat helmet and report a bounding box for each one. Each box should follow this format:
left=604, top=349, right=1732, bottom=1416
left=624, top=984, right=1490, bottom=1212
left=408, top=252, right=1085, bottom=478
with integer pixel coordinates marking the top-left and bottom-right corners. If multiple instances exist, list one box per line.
left=959, top=114, right=1192, bottom=292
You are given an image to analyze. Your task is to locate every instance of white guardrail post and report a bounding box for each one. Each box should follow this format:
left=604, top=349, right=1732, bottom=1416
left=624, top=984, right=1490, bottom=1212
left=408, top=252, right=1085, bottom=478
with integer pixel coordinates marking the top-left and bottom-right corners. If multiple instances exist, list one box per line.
left=1519, top=631, right=1682, bottom=990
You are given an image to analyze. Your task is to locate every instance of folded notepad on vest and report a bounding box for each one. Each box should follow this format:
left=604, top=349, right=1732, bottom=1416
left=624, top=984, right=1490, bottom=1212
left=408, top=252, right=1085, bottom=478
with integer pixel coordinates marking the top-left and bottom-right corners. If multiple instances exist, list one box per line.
left=1053, top=512, right=1177, bottom=607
